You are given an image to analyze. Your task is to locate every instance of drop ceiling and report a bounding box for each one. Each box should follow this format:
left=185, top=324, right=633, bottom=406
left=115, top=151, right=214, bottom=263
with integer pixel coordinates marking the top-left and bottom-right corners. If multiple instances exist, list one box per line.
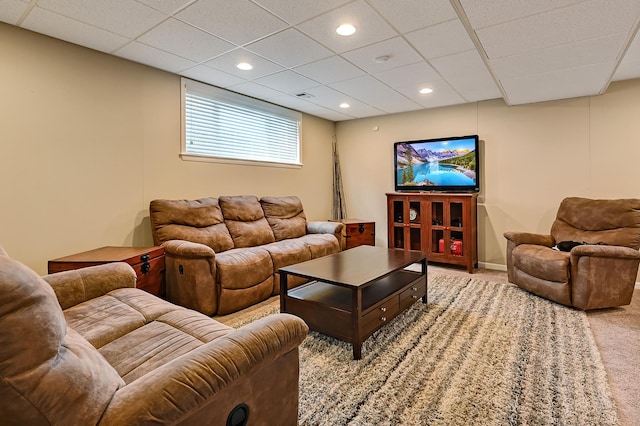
left=3, top=0, right=640, bottom=121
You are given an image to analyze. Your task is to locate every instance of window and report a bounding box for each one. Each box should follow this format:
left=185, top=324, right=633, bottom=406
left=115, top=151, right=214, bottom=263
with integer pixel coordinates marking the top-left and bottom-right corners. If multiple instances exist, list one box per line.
left=181, top=78, right=302, bottom=167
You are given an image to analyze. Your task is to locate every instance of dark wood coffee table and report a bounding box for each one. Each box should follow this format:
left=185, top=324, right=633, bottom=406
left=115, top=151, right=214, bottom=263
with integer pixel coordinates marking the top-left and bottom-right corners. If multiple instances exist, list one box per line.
left=279, top=245, right=427, bottom=359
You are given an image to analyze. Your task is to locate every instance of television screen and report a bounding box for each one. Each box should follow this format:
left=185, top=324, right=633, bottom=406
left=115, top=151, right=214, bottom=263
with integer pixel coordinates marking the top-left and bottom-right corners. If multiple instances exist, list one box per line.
left=394, top=135, right=479, bottom=193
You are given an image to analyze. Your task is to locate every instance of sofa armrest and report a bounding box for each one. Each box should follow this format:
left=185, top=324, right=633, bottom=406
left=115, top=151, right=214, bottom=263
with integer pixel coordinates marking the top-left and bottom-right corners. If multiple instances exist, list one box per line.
left=162, top=240, right=216, bottom=259
left=503, top=231, right=555, bottom=247
left=161, top=240, right=218, bottom=315
left=98, top=313, right=309, bottom=426
left=307, top=221, right=344, bottom=243
left=42, top=263, right=137, bottom=310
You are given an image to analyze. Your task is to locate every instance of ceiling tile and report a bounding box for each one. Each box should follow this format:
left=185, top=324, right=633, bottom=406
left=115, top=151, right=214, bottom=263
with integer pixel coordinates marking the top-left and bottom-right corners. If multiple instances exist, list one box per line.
left=136, top=0, right=195, bottom=15
left=254, top=70, right=319, bottom=93
left=252, top=0, right=352, bottom=25
left=36, top=0, right=166, bottom=38
left=21, top=7, right=129, bottom=53
left=374, top=62, right=440, bottom=89
left=613, top=30, right=640, bottom=81
left=430, top=49, right=502, bottom=101
left=394, top=78, right=466, bottom=109
left=293, top=55, right=366, bottom=84
left=459, top=0, right=583, bottom=29
left=268, top=94, right=355, bottom=121
left=490, top=34, right=626, bottom=80
left=176, top=0, right=287, bottom=45
left=227, top=81, right=284, bottom=100
left=501, top=62, right=615, bottom=104
left=476, top=0, right=640, bottom=59
left=180, top=65, right=245, bottom=87
left=138, top=18, right=234, bottom=62
left=114, top=41, right=196, bottom=73
left=246, top=28, right=333, bottom=68
left=329, top=75, right=420, bottom=113
left=341, top=37, right=422, bottom=73
left=204, top=48, right=285, bottom=79
left=296, top=0, right=397, bottom=53
left=368, top=0, right=457, bottom=33
left=296, top=83, right=349, bottom=108
left=0, top=0, right=30, bottom=25
left=302, top=85, right=381, bottom=115
left=405, top=19, right=475, bottom=60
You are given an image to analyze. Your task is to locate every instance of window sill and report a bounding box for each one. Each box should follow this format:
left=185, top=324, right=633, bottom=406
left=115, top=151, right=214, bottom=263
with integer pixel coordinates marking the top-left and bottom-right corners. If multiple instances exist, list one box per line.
left=180, top=153, right=303, bottom=169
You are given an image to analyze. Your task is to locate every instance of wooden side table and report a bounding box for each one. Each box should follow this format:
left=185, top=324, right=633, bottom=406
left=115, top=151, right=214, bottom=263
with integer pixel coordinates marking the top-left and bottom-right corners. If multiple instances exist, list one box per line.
left=48, top=246, right=166, bottom=297
left=329, top=219, right=375, bottom=250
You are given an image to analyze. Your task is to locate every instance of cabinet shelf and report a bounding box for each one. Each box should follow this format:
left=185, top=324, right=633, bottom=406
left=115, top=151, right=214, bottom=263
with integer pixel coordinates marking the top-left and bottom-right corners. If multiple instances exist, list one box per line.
left=386, top=192, right=478, bottom=273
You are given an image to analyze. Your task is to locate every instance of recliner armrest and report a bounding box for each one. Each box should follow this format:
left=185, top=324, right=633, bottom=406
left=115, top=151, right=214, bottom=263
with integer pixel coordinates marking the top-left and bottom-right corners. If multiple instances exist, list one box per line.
left=570, top=244, right=640, bottom=260
left=42, top=262, right=137, bottom=310
left=162, top=240, right=216, bottom=259
left=503, top=231, right=555, bottom=247
left=98, top=313, right=309, bottom=426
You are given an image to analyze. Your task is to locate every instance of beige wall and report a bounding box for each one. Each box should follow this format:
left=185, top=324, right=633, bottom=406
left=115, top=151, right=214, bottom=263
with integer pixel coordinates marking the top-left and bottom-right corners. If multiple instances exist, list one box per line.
left=336, top=79, right=640, bottom=269
left=0, top=23, right=336, bottom=273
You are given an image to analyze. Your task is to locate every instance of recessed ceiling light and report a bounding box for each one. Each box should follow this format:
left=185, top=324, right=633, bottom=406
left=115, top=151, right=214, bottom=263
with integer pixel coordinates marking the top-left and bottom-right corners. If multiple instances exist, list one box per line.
left=236, top=62, right=253, bottom=70
left=419, top=88, right=433, bottom=94
left=336, top=24, right=356, bottom=36
left=339, top=103, right=350, bottom=108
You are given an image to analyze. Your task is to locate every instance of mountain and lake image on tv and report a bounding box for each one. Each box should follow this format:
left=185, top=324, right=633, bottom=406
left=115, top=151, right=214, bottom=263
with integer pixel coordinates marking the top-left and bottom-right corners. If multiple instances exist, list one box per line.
left=394, top=135, right=480, bottom=193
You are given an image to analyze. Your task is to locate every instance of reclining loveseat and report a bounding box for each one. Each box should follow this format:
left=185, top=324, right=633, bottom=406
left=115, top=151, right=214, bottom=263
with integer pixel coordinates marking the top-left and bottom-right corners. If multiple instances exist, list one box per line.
left=150, top=195, right=343, bottom=315
left=0, top=245, right=308, bottom=425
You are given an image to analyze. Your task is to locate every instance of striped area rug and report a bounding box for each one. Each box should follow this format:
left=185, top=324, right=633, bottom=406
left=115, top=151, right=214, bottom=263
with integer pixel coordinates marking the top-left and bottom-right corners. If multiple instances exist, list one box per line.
left=232, top=274, right=618, bottom=425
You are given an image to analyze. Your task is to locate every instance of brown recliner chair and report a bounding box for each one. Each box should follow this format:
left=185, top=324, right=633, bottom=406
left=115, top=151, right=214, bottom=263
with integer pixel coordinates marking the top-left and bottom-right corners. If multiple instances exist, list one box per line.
left=504, top=197, right=640, bottom=310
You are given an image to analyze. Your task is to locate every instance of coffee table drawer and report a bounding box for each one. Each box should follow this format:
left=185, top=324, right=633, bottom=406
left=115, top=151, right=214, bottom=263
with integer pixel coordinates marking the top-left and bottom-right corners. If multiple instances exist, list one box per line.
left=399, top=281, right=426, bottom=309
left=362, top=298, right=399, bottom=336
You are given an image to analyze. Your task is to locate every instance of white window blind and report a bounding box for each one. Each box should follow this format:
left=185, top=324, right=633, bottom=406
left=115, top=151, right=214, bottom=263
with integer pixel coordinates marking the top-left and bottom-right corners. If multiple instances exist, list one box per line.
left=181, top=78, right=302, bottom=166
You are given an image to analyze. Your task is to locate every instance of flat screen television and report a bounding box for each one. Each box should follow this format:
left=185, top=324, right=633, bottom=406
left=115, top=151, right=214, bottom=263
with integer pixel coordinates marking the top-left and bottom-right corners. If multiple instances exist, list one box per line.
left=394, top=135, right=480, bottom=193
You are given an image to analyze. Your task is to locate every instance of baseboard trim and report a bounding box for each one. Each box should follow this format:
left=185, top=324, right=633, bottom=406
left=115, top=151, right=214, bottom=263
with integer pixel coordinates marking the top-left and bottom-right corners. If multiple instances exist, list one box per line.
left=479, top=262, right=507, bottom=272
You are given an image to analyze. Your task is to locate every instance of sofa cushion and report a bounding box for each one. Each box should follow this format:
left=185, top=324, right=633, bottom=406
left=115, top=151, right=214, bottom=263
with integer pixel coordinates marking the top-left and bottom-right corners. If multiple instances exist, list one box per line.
left=220, top=195, right=276, bottom=248
left=260, top=196, right=307, bottom=241
left=298, top=234, right=341, bottom=258
left=262, top=239, right=312, bottom=270
left=150, top=197, right=234, bottom=252
left=63, top=287, right=178, bottom=349
left=513, top=244, right=571, bottom=283
left=0, top=253, right=123, bottom=425
left=99, top=309, right=232, bottom=384
left=215, top=247, right=274, bottom=290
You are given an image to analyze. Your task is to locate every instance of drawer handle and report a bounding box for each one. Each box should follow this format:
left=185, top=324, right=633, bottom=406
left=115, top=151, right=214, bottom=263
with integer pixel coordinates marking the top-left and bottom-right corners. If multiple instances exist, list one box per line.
left=412, top=287, right=418, bottom=291
left=380, top=307, right=387, bottom=312
left=412, top=295, right=418, bottom=299
left=380, top=316, right=386, bottom=322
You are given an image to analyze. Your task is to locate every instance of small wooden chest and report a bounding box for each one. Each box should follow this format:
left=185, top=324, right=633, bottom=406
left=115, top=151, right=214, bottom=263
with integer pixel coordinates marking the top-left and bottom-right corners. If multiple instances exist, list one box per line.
left=48, top=246, right=166, bottom=297
left=329, top=219, right=375, bottom=250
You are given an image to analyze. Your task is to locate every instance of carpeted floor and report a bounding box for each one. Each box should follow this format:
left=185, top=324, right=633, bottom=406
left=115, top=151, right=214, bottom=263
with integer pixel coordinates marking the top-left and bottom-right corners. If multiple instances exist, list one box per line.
left=219, top=269, right=633, bottom=425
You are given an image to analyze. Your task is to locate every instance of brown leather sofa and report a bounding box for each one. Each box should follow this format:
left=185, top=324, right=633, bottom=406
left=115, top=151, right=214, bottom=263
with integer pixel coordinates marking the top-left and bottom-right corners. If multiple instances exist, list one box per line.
left=150, top=195, right=344, bottom=315
left=504, top=197, right=640, bottom=310
left=0, top=245, right=308, bottom=425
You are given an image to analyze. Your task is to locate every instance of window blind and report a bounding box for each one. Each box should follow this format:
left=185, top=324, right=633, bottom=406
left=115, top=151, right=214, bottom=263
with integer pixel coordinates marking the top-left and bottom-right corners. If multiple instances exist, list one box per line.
left=181, top=78, right=301, bottom=166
